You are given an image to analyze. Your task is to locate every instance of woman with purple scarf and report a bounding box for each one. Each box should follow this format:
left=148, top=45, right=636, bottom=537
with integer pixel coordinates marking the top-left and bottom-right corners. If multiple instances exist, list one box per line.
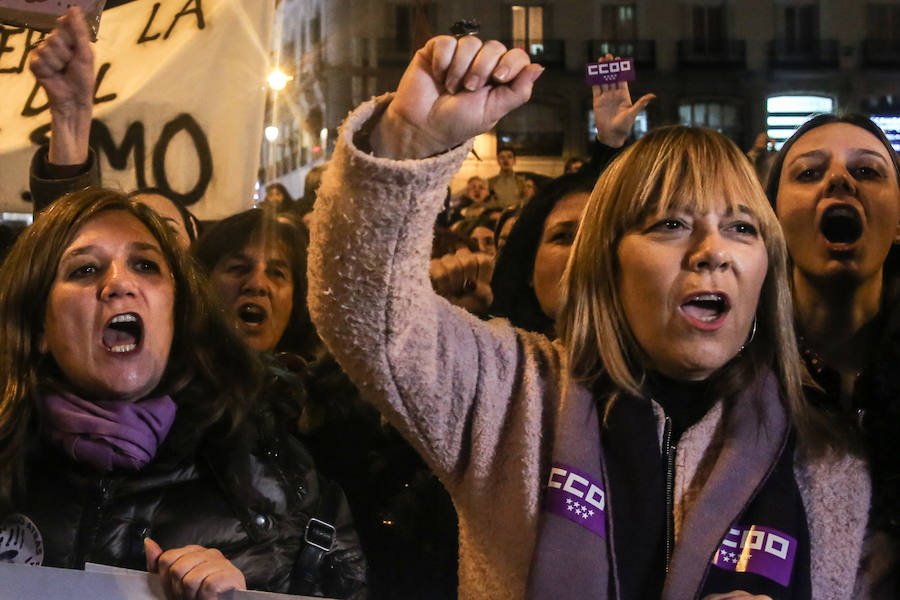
left=307, top=35, right=882, bottom=599
left=0, top=190, right=366, bottom=599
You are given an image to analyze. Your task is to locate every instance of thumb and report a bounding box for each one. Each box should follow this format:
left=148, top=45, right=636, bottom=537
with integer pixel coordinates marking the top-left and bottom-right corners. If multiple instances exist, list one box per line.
left=144, top=537, right=163, bottom=572
left=629, top=93, right=656, bottom=116
left=491, top=64, right=544, bottom=119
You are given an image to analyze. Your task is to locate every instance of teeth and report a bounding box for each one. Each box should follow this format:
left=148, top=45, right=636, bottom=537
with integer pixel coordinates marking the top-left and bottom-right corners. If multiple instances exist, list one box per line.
left=692, top=294, right=721, bottom=302
left=109, top=344, right=137, bottom=353
left=110, top=314, right=138, bottom=324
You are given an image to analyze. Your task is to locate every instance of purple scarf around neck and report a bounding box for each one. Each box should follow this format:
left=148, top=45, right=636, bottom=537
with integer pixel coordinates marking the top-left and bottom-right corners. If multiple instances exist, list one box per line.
left=40, top=390, right=177, bottom=473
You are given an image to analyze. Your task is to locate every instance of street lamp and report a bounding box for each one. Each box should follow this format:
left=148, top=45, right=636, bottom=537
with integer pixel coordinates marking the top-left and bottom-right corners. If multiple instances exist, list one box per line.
left=267, top=69, right=291, bottom=91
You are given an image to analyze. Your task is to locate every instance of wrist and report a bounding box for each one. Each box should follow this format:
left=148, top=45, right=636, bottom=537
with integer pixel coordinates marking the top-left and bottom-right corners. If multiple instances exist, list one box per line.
left=596, top=131, right=627, bottom=149
left=48, top=106, right=92, bottom=165
left=370, top=106, right=446, bottom=160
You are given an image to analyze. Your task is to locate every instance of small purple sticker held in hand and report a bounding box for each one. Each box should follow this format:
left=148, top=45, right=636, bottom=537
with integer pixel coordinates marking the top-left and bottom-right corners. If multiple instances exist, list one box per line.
left=585, top=58, right=635, bottom=85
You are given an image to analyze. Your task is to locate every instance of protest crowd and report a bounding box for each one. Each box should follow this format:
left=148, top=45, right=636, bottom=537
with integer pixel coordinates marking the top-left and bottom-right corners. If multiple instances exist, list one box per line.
left=1, top=5, right=899, bottom=600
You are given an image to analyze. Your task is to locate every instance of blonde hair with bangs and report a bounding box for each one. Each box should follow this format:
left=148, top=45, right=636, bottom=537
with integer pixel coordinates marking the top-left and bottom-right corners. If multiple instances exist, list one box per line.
left=558, top=126, right=828, bottom=451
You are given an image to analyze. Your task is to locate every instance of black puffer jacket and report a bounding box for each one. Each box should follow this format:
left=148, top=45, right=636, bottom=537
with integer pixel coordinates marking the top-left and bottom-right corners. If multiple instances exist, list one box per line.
left=5, top=385, right=366, bottom=599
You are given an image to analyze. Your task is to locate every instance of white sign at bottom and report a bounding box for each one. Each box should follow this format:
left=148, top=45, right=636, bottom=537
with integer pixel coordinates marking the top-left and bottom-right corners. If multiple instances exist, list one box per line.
left=0, top=562, right=326, bottom=600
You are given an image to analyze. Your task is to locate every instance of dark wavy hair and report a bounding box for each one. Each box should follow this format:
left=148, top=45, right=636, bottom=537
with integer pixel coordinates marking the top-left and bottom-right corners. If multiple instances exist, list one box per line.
left=0, top=189, right=260, bottom=506
left=193, top=207, right=317, bottom=359
left=490, top=172, right=595, bottom=334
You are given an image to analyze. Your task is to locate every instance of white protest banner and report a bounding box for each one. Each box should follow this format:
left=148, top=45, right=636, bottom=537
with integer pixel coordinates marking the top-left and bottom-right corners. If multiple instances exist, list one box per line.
left=1, top=562, right=330, bottom=599
left=0, top=0, right=105, bottom=39
left=0, top=0, right=274, bottom=219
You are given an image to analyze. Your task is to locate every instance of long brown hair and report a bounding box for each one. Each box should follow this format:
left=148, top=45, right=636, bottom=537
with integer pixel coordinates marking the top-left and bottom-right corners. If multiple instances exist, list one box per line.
left=0, top=189, right=261, bottom=505
left=558, top=126, right=841, bottom=455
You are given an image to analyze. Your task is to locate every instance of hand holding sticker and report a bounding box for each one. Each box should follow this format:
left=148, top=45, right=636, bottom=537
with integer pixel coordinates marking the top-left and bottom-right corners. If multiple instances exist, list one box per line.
left=589, top=53, right=655, bottom=148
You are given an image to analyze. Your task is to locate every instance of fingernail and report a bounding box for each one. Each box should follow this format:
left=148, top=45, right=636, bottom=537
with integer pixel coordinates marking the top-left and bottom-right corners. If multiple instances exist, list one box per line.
left=463, top=75, right=479, bottom=91
left=445, top=77, right=459, bottom=93
left=493, top=66, right=509, bottom=81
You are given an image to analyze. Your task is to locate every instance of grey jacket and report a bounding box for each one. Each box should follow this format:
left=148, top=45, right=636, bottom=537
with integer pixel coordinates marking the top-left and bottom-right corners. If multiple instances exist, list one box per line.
left=308, top=94, right=872, bottom=600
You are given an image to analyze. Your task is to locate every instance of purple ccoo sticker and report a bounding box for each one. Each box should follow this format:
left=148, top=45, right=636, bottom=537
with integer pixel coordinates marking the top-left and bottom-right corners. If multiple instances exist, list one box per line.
left=585, top=58, right=635, bottom=85
left=711, top=524, right=797, bottom=587
left=543, top=462, right=607, bottom=538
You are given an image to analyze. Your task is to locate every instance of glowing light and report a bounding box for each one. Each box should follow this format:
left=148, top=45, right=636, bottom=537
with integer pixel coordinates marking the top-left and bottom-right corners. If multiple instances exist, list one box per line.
left=265, top=126, right=279, bottom=141
left=267, top=69, right=291, bottom=90
left=312, top=145, right=322, bottom=153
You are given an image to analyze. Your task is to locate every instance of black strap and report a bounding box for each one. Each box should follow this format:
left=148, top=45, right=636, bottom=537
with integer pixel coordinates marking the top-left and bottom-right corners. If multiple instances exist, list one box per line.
left=288, top=502, right=338, bottom=595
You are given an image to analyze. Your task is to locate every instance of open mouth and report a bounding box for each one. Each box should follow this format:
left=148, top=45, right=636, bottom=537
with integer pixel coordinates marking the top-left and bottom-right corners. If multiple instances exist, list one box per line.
left=238, top=303, right=267, bottom=325
left=103, top=313, right=142, bottom=353
left=820, top=205, right=863, bottom=245
left=681, top=293, right=730, bottom=323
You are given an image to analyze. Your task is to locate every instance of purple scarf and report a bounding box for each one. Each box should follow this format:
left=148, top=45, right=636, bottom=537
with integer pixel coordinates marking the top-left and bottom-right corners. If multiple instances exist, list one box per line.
left=40, top=391, right=177, bottom=472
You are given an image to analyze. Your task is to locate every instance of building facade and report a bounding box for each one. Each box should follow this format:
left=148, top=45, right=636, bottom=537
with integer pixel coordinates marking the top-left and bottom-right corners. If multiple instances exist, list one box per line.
left=262, top=0, right=900, bottom=196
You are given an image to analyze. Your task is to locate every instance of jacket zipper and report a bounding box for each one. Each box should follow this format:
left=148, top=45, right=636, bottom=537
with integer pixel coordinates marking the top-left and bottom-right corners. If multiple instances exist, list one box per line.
left=76, top=477, right=111, bottom=567
left=663, top=416, right=675, bottom=573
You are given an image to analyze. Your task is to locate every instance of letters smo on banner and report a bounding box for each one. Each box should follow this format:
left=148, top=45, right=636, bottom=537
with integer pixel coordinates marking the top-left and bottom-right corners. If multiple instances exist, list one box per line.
left=0, top=0, right=275, bottom=219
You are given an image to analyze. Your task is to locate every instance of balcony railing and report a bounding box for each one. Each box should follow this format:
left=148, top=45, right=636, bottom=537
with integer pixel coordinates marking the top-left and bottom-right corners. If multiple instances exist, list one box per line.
left=769, top=39, right=838, bottom=68
left=587, top=40, right=656, bottom=69
left=862, top=39, right=900, bottom=67
left=677, top=39, right=746, bottom=68
left=501, top=39, right=566, bottom=68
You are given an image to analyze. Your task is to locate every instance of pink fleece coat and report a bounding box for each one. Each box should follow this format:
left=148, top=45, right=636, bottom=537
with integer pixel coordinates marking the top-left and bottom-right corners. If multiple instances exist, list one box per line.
left=308, top=94, right=872, bottom=600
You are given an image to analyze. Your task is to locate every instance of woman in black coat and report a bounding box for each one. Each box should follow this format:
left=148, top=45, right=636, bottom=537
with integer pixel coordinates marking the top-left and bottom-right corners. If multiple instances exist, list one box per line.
left=0, top=190, right=365, bottom=599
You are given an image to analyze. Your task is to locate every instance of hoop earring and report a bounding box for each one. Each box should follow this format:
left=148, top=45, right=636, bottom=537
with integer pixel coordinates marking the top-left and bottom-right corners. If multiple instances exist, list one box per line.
left=740, top=316, right=758, bottom=353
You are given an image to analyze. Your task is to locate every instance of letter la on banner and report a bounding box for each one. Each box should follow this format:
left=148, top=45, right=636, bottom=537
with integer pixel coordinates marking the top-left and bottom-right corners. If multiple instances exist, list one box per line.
left=0, top=0, right=274, bottom=219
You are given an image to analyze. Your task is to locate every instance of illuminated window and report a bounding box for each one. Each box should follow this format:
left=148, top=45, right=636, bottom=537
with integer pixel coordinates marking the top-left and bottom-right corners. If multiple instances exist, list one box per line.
left=870, top=116, right=900, bottom=151
left=511, top=5, right=544, bottom=54
left=766, top=95, right=834, bottom=149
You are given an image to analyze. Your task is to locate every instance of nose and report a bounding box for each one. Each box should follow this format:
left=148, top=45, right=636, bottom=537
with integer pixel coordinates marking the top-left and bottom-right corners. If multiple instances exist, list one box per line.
left=688, top=230, right=731, bottom=272
left=241, top=264, right=272, bottom=297
left=825, top=170, right=856, bottom=196
left=100, top=261, right=138, bottom=300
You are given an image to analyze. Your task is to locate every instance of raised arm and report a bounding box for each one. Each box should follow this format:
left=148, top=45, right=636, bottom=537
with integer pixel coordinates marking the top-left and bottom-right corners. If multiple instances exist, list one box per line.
left=28, top=6, right=99, bottom=212
left=308, top=37, right=558, bottom=485
left=29, top=6, right=95, bottom=166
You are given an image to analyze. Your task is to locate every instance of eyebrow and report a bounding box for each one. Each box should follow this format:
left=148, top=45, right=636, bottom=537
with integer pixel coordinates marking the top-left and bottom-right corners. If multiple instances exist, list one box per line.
left=222, top=253, right=291, bottom=269
left=267, top=258, right=291, bottom=270
left=544, top=219, right=579, bottom=234
left=64, top=242, right=163, bottom=258
left=789, top=148, right=889, bottom=164
left=224, top=251, right=252, bottom=262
